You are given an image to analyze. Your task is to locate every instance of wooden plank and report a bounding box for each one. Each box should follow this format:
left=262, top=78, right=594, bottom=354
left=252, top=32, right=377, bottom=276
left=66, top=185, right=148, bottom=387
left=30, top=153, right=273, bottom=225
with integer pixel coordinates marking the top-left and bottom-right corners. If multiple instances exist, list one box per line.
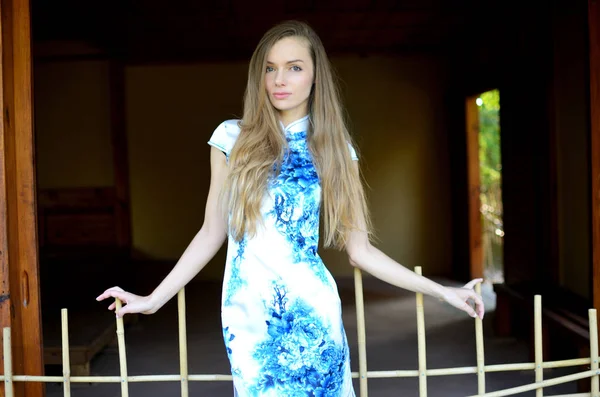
left=466, top=96, right=484, bottom=279
left=0, top=25, right=10, bottom=397
left=590, top=0, right=600, bottom=314
left=109, top=60, right=132, bottom=249
left=0, top=0, right=44, bottom=396
left=0, top=0, right=18, bottom=395
left=11, top=0, right=43, bottom=391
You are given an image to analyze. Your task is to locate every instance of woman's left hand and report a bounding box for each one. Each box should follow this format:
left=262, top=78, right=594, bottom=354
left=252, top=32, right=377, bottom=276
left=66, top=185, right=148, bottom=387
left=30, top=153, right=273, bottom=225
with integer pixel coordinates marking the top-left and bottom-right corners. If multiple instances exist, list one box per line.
left=441, top=279, right=485, bottom=319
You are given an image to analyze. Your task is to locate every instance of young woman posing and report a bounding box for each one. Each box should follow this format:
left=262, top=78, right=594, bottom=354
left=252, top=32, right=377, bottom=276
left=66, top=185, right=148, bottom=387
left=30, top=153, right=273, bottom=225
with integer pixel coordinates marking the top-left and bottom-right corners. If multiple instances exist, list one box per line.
left=97, top=20, right=484, bottom=397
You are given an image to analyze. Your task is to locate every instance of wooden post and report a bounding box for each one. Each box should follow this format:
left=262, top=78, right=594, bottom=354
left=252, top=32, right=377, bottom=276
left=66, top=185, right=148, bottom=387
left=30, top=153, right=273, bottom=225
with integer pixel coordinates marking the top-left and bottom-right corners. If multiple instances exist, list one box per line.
left=354, top=267, right=368, bottom=397
left=61, top=310, right=71, bottom=397
left=589, top=0, right=600, bottom=317
left=590, top=309, right=599, bottom=396
left=3, top=328, right=13, bottom=397
left=415, top=267, right=428, bottom=396
left=475, top=282, right=485, bottom=394
left=0, top=0, right=44, bottom=396
left=534, top=296, right=543, bottom=396
left=177, top=289, right=189, bottom=397
left=115, top=300, right=129, bottom=397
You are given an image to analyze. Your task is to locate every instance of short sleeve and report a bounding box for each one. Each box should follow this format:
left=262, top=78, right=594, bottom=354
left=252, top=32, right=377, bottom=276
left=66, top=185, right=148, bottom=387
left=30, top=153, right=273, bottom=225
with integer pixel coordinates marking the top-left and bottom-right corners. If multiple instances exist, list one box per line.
left=207, top=119, right=242, bottom=157
left=348, top=142, right=359, bottom=161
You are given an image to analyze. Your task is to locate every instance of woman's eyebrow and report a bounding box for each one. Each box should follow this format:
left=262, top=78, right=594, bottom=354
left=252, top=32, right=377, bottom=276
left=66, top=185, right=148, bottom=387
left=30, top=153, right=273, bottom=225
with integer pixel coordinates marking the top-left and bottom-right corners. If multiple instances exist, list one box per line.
left=266, top=59, right=305, bottom=64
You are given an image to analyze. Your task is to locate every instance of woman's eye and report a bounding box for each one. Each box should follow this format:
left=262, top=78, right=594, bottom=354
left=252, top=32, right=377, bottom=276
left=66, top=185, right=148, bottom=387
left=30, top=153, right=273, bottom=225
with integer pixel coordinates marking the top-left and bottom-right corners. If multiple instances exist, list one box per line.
left=291, top=65, right=302, bottom=71
left=266, top=66, right=274, bottom=73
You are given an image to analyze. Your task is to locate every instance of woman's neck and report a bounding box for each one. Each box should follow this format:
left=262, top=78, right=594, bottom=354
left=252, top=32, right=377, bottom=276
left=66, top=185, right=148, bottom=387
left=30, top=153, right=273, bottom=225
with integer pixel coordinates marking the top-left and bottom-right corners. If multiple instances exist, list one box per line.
left=278, top=109, right=309, bottom=127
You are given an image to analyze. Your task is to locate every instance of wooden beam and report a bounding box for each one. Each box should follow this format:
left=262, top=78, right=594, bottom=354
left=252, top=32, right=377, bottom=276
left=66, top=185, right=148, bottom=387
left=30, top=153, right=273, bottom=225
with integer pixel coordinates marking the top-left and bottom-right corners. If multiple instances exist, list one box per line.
left=590, top=0, right=600, bottom=313
left=0, top=0, right=44, bottom=396
left=466, top=95, right=484, bottom=279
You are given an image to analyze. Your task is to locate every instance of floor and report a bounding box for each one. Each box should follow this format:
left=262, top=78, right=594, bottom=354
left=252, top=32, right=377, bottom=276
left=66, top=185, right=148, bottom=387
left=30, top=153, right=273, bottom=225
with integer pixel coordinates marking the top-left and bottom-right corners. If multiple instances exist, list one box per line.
left=45, top=277, right=582, bottom=397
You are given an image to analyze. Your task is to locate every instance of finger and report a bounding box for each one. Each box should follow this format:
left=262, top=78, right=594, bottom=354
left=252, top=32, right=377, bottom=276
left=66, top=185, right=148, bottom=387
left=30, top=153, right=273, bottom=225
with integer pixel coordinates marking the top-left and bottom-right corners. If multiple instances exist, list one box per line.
left=116, top=304, right=135, bottom=318
left=96, top=287, right=124, bottom=301
left=472, top=293, right=485, bottom=319
left=108, top=302, right=116, bottom=311
left=462, top=302, right=477, bottom=318
left=99, top=290, right=130, bottom=305
left=463, top=278, right=484, bottom=290
left=463, top=290, right=485, bottom=319
left=116, top=307, right=127, bottom=318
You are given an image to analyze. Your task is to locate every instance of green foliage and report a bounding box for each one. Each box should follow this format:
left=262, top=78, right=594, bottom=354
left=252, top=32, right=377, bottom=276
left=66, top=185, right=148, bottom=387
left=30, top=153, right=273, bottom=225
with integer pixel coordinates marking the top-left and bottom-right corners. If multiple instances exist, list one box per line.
left=478, top=89, right=501, bottom=192
left=478, top=89, right=504, bottom=280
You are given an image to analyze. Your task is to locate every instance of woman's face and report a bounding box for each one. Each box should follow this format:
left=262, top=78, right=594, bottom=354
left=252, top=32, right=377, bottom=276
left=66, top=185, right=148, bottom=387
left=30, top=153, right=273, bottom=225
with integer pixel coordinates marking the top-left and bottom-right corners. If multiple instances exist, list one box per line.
left=264, top=37, right=314, bottom=123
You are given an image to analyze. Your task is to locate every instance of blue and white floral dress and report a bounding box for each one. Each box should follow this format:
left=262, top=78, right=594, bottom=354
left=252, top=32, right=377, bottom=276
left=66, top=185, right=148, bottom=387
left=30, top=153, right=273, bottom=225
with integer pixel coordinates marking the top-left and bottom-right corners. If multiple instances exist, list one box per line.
left=208, top=115, right=358, bottom=397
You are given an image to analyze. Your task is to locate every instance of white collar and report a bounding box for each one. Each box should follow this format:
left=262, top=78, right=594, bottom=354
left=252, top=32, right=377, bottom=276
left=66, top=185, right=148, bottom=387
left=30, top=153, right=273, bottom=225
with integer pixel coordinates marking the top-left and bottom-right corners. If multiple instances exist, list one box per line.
left=280, top=115, right=310, bottom=134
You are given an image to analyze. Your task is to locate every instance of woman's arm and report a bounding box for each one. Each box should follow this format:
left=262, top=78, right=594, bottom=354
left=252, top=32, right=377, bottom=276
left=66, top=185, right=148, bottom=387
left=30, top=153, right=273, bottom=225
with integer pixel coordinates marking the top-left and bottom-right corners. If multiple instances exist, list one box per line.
left=346, top=231, right=484, bottom=319
left=346, top=165, right=484, bottom=319
left=96, top=147, right=229, bottom=317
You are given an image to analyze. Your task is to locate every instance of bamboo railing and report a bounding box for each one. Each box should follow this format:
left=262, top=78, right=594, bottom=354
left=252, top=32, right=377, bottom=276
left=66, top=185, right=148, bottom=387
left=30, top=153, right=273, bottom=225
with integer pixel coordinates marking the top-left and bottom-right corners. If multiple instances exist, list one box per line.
left=1, top=266, right=599, bottom=396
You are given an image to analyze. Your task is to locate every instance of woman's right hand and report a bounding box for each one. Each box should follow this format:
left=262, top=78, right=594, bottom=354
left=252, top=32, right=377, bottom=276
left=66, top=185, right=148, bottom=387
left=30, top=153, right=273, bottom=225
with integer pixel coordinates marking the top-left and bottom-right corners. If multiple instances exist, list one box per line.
left=96, top=287, right=156, bottom=318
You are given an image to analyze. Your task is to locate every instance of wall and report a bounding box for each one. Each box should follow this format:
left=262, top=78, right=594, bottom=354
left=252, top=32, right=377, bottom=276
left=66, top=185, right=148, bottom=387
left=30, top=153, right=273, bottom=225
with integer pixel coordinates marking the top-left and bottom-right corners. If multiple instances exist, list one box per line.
left=125, top=55, right=452, bottom=280
left=34, top=60, right=113, bottom=189
left=34, top=54, right=453, bottom=282
left=324, top=56, right=452, bottom=279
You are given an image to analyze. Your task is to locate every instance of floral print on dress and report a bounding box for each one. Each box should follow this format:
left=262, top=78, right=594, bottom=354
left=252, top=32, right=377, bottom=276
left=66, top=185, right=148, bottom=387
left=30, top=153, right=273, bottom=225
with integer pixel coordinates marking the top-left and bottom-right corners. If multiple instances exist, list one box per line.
left=210, top=116, right=355, bottom=397
left=249, top=284, right=348, bottom=396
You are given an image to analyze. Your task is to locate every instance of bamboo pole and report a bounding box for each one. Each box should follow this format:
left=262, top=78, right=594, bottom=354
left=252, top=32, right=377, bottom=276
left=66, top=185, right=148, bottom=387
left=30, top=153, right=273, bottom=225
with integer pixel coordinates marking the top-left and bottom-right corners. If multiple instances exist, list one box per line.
left=347, top=358, right=593, bottom=379
left=468, top=369, right=600, bottom=397
left=590, top=309, right=599, bottom=396
left=178, top=288, right=189, bottom=397
left=2, top=355, right=592, bottom=384
left=2, top=292, right=600, bottom=397
left=415, top=266, right=427, bottom=397
left=61, top=309, right=71, bottom=397
left=3, top=328, right=13, bottom=397
left=352, top=358, right=593, bottom=378
left=0, top=358, right=595, bottom=383
left=475, top=282, right=485, bottom=394
left=355, top=370, right=419, bottom=378
left=3, top=359, right=595, bottom=384
left=187, top=374, right=235, bottom=381
left=541, top=359, right=592, bottom=369
left=354, top=267, right=368, bottom=397
left=115, top=299, right=129, bottom=397
left=6, top=374, right=235, bottom=383
left=535, top=295, right=543, bottom=396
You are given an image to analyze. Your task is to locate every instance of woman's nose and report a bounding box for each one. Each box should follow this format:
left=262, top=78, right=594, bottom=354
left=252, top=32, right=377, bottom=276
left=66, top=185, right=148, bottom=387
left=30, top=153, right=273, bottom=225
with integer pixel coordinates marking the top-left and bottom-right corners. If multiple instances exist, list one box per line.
left=275, top=70, right=285, bottom=86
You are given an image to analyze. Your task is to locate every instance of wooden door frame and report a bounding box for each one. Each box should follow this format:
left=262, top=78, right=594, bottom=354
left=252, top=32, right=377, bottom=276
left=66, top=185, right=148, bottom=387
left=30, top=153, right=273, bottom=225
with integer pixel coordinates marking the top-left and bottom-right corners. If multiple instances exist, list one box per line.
left=0, top=0, right=44, bottom=396
left=590, top=0, right=600, bottom=312
left=466, top=95, right=484, bottom=279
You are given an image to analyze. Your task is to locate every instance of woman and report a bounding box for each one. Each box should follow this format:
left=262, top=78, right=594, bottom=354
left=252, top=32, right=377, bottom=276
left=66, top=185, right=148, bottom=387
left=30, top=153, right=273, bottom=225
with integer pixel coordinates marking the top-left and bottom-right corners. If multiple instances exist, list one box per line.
left=97, top=20, right=484, bottom=397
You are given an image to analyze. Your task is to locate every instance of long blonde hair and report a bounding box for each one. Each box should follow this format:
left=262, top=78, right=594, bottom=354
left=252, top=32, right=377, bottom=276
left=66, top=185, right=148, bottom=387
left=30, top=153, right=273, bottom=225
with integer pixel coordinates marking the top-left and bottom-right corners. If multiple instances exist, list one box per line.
left=223, top=20, right=372, bottom=249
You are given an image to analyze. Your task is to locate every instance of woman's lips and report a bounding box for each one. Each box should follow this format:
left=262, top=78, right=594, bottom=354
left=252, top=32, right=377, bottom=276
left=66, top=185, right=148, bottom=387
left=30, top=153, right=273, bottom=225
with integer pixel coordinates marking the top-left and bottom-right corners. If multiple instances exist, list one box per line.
left=273, top=92, right=291, bottom=100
